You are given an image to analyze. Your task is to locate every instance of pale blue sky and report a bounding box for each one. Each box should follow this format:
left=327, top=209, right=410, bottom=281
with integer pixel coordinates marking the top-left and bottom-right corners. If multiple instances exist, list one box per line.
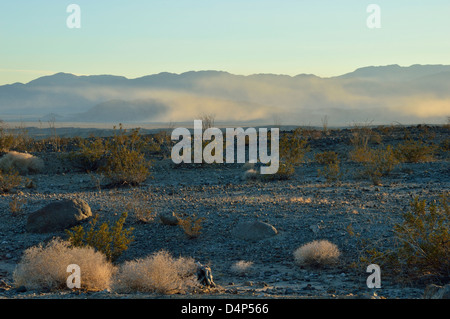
left=1, top=0, right=450, bottom=84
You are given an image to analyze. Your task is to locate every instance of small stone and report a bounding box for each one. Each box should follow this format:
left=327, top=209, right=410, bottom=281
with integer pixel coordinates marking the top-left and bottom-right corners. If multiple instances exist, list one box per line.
left=15, top=286, right=27, bottom=293
left=159, top=211, right=179, bottom=226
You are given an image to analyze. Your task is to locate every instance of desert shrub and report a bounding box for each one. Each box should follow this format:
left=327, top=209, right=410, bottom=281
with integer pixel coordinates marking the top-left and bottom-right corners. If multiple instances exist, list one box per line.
left=13, top=238, right=116, bottom=291
left=394, top=137, right=437, bottom=163
left=125, top=188, right=156, bottom=223
left=362, top=145, right=399, bottom=185
left=112, top=250, right=198, bottom=294
left=70, top=136, right=107, bottom=172
left=265, top=128, right=309, bottom=180
left=69, top=125, right=151, bottom=186
left=361, top=194, right=449, bottom=283
left=293, top=240, right=341, bottom=268
left=0, top=168, right=22, bottom=193
left=0, top=121, right=32, bottom=152
left=393, top=194, right=449, bottom=281
left=318, top=162, right=342, bottom=183
left=230, top=260, right=254, bottom=276
left=315, top=151, right=339, bottom=165
left=316, top=151, right=341, bottom=182
left=0, top=151, right=44, bottom=174
left=348, top=122, right=382, bottom=162
left=9, top=196, right=26, bottom=216
left=100, top=125, right=151, bottom=186
left=176, top=213, right=205, bottom=239
left=66, top=212, right=134, bottom=261
left=147, top=130, right=172, bottom=158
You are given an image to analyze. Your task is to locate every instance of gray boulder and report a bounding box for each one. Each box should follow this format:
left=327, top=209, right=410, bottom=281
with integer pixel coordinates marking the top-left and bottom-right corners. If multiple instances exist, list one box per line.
left=159, top=211, right=179, bottom=226
left=26, top=199, right=92, bottom=233
left=231, top=220, right=278, bottom=242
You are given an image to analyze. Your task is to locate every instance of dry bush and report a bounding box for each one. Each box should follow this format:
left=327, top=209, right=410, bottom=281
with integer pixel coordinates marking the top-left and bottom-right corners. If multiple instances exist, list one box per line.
left=9, top=196, right=26, bottom=216
left=0, top=151, right=44, bottom=174
left=230, top=260, right=254, bottom=276
left=0, top=168, right=22, bottom=193
left=13, top=238, right=116, bottom=291
left=293, top=240, right=341, bottom=267
left=125, top=189, right=156, bottom=223
left=176, top=213, right=205, bottom=239
left=112, top=250, right=198, bottom=294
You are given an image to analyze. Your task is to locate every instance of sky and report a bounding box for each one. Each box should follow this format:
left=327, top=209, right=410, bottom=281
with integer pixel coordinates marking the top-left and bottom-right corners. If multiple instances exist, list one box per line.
left=1, top=0, right=450, bottom=85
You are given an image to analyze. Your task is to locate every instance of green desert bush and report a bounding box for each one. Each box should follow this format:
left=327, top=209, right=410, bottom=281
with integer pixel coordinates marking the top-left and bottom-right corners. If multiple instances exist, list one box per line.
left=361, top=194, right=449, bottom=283
left=13, top=238, right=116, bottom=291
left=394, top=137, right=437, bottom=163
left=393, top=194, right=449, bottom=281
left=66, top=212, right=134, bottom=262
left=293, top=240, right=341, bottom=268
left=112, top=250, right=198, bottom=294
left=0, top=121, right=32, bottom=152
left=0, top=168, right=22, bottom=193
left=362, top=145, right=399, bottom=185
left=315, top=151, right=342, bottom=182
left=100, top=125, right=151, bottom=186
left=70, top=125, right=151, bottom=186
left=70, top=136, right=107, bottom=172
left=265, top=128, right=309, bottom=180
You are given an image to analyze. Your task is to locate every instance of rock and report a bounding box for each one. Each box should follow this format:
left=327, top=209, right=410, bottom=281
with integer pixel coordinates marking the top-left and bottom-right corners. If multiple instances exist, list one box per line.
left=423, top=284, right=450, bottom=299
left=159, top=211, right=179, bottom=226
left=196, top=263, right=215, bottom=288
left=15, top=286, right=27, bottom=293
left=231, top=220, right=278, bottom=242
left=26, top=198, right=92, bottom=233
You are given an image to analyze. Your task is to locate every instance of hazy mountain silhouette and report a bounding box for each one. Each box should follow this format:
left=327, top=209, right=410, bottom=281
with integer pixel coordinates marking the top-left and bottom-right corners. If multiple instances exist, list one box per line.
left=1, top=65, right=449, bottom=126
left=68, top=99, right=168, bottom=123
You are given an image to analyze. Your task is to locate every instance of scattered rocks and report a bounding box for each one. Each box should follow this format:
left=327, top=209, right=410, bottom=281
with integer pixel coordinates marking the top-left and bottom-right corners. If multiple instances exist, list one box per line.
left=25, top=198, right=92, bottom=233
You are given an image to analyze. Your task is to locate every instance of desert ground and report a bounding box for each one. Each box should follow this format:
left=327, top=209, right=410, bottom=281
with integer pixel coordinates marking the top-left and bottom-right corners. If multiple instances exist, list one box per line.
left=0, top=123, right=448, bottom=299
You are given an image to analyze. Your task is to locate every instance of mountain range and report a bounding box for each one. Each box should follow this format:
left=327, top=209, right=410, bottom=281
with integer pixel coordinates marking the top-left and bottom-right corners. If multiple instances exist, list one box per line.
left=1, top=64, right=449, bottom=126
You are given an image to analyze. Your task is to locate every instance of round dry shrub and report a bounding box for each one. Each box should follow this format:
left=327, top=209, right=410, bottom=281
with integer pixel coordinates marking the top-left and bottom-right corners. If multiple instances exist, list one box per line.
left=293, top=240, right=341, bottom=267
left=230, top=260, right=254, bottom=276
left=112, top=250, right=198, bottom=294
left=13, top=238, right=116, bottom=291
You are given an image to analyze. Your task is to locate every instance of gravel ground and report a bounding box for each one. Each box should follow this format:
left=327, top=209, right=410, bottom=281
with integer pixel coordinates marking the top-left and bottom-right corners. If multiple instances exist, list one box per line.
left=0, top=125, right=448, bottom=299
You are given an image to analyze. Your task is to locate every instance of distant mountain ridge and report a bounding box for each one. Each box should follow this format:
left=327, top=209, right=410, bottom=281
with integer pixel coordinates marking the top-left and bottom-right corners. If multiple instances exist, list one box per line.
left=1, top=64, right=449, bottom=126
